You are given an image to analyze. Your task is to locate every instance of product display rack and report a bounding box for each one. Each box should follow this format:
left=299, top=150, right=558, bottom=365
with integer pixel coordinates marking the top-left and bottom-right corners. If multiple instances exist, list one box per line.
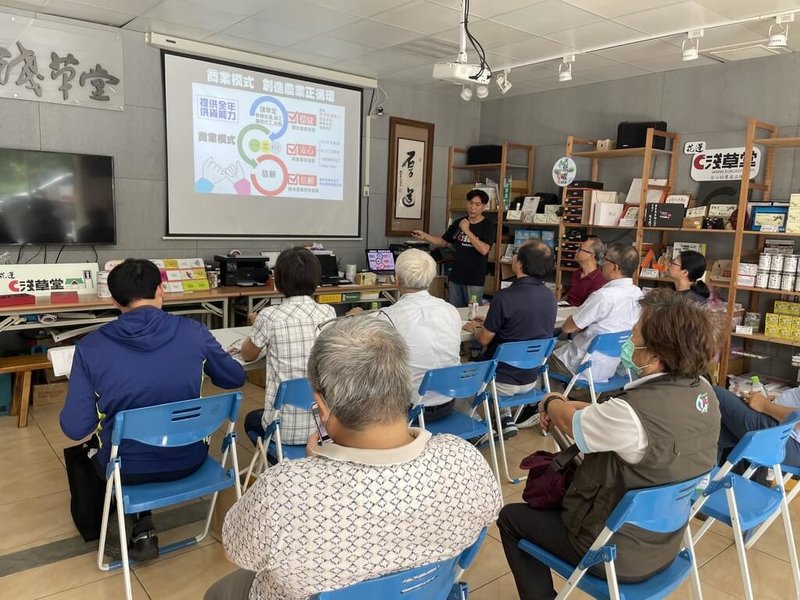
left=554, top=130, right=681, bottom=297
left=717, top=118, right=800, bottom=383
left=446, top=142, right=535, bottom=294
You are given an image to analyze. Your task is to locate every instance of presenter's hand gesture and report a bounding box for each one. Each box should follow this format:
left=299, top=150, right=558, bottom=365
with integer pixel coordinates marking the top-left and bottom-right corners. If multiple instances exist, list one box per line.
left=458, top=218, right=471, bottom=234
left=411, top=229, right=427, bottom=241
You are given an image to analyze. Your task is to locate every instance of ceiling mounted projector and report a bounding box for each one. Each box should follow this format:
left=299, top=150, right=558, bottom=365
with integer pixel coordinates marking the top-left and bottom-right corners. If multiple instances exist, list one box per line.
left=432, top=62, right=491, bottom=86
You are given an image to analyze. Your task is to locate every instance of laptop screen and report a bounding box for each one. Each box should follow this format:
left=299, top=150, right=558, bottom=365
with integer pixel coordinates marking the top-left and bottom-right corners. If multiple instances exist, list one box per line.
left=316, top=254, right=339, bottom=278
left=366, top=249, right=396, bottom=273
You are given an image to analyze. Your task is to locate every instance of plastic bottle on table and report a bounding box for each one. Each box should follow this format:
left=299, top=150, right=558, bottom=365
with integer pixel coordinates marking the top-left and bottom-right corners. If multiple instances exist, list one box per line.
left=468, top=294, right=479, bottom=321
left=750, top=375, right=767, bottom=397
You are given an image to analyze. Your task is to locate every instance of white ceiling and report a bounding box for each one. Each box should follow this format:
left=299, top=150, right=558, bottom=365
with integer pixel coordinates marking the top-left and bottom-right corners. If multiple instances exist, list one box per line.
left=1, top=0, right=799, bottom=99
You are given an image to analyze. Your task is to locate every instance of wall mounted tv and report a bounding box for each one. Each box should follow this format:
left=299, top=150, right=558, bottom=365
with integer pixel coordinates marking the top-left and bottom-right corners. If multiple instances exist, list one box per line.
left=0, top=149, right=115, bottom=245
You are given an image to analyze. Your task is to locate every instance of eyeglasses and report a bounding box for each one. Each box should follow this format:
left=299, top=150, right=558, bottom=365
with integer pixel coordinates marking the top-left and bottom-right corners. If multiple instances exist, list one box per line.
left=602, top=256, right=617, bottom=266
left=577, top=248, right=592, bottom=255
left=670, top=259, right=682, bottom=267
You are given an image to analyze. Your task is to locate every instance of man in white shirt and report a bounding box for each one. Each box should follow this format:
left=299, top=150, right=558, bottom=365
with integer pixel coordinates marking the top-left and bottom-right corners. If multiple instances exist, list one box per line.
left=550, top=242, right=643, bottom=385
left=205, top=317, right=502, bottom=600
left=378, top=249, right=462, bottom=421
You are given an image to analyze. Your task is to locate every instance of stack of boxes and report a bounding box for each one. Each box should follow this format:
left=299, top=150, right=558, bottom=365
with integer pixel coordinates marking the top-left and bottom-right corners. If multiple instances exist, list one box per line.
left=765, top=300, right=800, bottom=340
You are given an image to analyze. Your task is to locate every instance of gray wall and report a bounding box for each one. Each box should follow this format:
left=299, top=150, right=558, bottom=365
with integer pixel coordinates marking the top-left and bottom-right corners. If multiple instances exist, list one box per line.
left=480, top=51, right=800, bottom=380
left=0, top=30, right=480, bottom=271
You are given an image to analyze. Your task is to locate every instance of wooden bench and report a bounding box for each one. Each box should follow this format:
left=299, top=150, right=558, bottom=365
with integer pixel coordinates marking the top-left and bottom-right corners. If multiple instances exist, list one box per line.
left=0, top=354, right=54, bottom=427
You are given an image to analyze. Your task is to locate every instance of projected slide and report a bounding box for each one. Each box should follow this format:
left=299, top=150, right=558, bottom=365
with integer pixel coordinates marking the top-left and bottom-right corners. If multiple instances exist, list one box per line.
left=164, top=53, right=363, bottom=238
left=192, top=83, right=345, bottom=200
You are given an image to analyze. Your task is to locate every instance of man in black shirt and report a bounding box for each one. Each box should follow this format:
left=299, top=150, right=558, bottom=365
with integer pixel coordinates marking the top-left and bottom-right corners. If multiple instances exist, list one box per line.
left=412, top=189, right=496, bottom=307
left=463, top=239, right=557, bottom=438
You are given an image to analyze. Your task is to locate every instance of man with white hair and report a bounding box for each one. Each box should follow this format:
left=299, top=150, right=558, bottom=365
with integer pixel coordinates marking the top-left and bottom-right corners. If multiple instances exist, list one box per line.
left=378, top=249, right=463, bottom=421
left=205, top=317, right=502, bottom=600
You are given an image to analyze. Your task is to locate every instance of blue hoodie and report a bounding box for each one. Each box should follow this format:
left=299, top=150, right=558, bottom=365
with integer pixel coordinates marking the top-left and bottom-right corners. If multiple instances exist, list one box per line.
left=60, top=306, right=245, bottom=475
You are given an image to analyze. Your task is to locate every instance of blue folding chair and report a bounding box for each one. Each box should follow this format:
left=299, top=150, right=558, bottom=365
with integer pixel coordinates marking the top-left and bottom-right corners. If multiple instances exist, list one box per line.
left=743, top=462, right=800, bottom=549
left=691, top=412, right=800, bottom=600
left=519, top=474, right=708, bottom=600
left=243, top=377, right=315, bottom=489
left=97, top=391, right=242, bottom=600
left=410, top=361, right=501, bottom=483
left=550, top=331, right=632, bottom=404
left=489, top=338, right=557, bottom=484
left=314, top=529, right=487, bottom=599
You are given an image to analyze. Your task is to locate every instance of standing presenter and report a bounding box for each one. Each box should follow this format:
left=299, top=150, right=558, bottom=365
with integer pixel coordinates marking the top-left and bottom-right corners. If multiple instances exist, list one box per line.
left=412, top=189, right=496, bottom=307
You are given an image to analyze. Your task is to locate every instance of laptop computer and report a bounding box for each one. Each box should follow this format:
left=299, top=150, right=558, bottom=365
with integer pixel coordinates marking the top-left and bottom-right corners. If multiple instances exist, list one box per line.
left=365, top=249, right=396, bottom=275
left=316, top=254, right=349, bottom=286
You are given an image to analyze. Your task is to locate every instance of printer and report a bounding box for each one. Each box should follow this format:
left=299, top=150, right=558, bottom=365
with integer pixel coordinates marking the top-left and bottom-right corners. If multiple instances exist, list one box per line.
left=213, top=255, right=270, bottom=286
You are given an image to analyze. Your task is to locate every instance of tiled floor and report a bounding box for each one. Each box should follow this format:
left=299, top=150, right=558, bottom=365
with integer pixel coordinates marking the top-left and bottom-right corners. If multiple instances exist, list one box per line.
left=0, top=380, right=797, bottom=599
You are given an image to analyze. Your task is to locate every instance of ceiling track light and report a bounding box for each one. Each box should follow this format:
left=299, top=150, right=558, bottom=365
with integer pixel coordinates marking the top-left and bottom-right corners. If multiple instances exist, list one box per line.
left=682, top=29, right=703, bottom=61
left=475, top=83, right=489, bottom=99
left=558, top=55, right=574, bottom=82
left=496, top=69, right=512, bottom=94
left=768, top=15, right=792, bottom=48
left=460, top=85, right=473, bottom=101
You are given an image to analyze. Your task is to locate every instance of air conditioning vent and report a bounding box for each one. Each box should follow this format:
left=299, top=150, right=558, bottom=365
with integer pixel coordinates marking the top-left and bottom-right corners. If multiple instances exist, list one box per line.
left=707, top=43, right=787, bottom=62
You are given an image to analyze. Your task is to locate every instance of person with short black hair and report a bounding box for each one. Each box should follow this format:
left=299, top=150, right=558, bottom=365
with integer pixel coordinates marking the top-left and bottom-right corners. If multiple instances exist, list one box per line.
left=668, top=250, right=710, bottom=304
left=464, top=239, right=558, bottom=438
left=566, top=237, right=606, bottom=307
left=240, top=247, right=336, bottom=445
left=60, top=258, right=245, bottom=561
left=411, top=189, right=496, bottom=307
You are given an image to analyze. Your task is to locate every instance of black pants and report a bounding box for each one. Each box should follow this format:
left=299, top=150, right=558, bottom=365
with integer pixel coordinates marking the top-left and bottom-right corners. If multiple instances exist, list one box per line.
left=498, top=503, right=585, bottom=600
left=423, top=399, right=455, bottom=423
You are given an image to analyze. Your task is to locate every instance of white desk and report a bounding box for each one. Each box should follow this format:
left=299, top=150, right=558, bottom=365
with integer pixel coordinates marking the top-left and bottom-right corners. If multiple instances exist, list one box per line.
left=209, top=326, right=265, bottom=372
left=457, top=304, right=577, bottom=342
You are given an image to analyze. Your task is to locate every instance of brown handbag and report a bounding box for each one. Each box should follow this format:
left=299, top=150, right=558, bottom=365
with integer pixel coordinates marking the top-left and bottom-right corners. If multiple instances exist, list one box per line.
left=520, top=443, right=581, bottom=509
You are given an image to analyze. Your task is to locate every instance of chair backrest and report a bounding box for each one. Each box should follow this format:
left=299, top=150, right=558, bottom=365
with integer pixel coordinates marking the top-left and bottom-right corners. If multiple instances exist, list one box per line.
left=727, top=411, right=800, bottom=468
left=418, top=361, right=497, bottom=399
left=584, top=330, right=632, bottom=359
left=273, top=377, right=315, bottom=411
left=493, top=338, right=557, bottom=371
left=605, top=473, right=709, bottom=534
left=111, top=391, right=242, bottom=448
left=315, top=529, right=487, bottom=599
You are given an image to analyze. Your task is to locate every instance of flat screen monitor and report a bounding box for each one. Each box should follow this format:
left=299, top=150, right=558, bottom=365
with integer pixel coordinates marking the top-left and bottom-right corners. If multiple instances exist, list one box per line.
left=0, top=149, right=115, bottom=245
left=366, top=249, right=395, bottom=274
left=316, top=254, right=339, bottom=278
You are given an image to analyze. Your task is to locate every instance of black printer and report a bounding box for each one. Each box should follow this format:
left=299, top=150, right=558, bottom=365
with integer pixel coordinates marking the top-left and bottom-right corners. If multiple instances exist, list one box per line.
left=213, top=255, right=270, bottom=286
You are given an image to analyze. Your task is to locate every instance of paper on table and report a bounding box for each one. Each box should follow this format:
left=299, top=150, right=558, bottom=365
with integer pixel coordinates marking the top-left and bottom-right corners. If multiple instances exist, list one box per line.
left=48, top=346, right=76, bottom=377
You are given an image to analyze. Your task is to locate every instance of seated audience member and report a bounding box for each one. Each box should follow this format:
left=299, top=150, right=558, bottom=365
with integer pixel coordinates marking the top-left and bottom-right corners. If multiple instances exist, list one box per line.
left=499, top=289, right=720, bottom=600
left=464, top=239, right=557, bottom=438
left=375, top=248, right=462, bottom=421
left=566, top=237, right=606, bottom=307
left=667, top=249, right=710, bottom=304
left=205, top=317, right=502, bottom=600
left=715, top=385, right=800, bottom=470
left=549, top=242, right=643, bottom=385
left=239, top=247, right=336, bottom=444
left=60, top=259, right=245, bottom=560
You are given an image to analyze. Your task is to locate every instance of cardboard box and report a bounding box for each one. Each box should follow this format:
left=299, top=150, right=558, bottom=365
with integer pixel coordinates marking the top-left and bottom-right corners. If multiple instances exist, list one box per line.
left=765, top=313, right=781, bottom=337
left=774, top=301, right=800, bottom=316
left=736, top=274, right=756, bottom=287
left=32, top=381, right=69, bottom=406
left=246, top=369, right=266, bottom=387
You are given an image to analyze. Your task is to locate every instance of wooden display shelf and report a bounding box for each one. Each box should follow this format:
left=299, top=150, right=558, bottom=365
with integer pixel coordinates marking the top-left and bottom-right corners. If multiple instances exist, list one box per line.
left=731, top=332, right=800, bottom=347
left=452, top=163, right=530, bottom=170
left=736, top=286, right=800, bottom=297
left=753, top=137, right=800, bottom=149
left=643, top=227, right=735, bottom=234
left=571, top=147, right=672, bottom=159
left=639, top=275, right=668, bottom=282
left=742, top=231, right=800, bottom=237
left=563, top=224, right=631, bottom=230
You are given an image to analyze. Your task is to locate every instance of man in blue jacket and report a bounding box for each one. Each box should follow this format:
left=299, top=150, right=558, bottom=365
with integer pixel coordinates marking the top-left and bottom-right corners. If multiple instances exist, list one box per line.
left=60, top=258, right=245, bottom=561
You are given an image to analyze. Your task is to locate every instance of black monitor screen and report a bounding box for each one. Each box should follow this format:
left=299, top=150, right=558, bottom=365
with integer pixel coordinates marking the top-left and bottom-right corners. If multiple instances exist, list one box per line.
left=0, top=149, right=115, bottom=245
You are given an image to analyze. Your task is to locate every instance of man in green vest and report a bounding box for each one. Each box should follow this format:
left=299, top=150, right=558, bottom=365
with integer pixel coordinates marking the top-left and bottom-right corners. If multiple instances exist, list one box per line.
left=498, top=289, right=720, bottom=599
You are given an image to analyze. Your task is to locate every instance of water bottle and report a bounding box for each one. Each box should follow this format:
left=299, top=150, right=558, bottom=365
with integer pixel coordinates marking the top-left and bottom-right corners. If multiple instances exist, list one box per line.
left=468, top=294, right=479, bottom=320
left=750, top=375, right=766, bottom=396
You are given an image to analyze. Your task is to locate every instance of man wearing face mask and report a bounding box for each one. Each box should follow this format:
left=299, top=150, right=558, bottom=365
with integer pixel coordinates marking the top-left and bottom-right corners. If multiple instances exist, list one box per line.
left=497, top=289, right=720, bottom=600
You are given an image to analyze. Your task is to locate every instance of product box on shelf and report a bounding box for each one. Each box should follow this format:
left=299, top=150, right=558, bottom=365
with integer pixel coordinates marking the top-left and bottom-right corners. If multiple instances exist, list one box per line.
left=775, top=300, right=800, bottom=316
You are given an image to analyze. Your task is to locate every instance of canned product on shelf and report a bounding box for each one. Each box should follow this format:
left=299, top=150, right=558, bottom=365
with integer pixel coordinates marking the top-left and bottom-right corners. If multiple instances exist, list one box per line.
left=782, top=273, right=796, bottom=292
left=758, top=253, right=773, bottom=271
left=771, top=254, right=785, bottom=272
left=768, top=271, right=783, bottom=289
left=785, top=255, right=799, bottom=273
left=756, top=272, right=770, bottom=288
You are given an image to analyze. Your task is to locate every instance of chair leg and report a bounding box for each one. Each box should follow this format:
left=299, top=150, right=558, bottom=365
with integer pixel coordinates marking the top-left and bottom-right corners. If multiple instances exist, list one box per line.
left=745, top=470, right=800, bottom=549
left=97, top=476, right=116, bottom=571
left=242, top=438, right=265, bottom=493
left=17, top=371, right=32, bottom=427
left=10, top=372, right=21, bottom=416
left=604, top=560, right=621, bottom=600
left=482, top=398, right=502, bottom=489
left=586, top=370, right=597, bottom=405
left=684, top=526, right=703, bottom=600
left=491, top=390, right=521, bottom=484
left=774, top=465, right=800, bottom=598
left=727, top=486, right=754, bottom=600
left=113, top=471, right=134, bottom=600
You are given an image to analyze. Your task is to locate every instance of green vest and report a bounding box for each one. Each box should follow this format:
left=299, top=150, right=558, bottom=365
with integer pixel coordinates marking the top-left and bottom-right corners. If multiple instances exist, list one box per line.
left=561, top=375, right=720, bottom=579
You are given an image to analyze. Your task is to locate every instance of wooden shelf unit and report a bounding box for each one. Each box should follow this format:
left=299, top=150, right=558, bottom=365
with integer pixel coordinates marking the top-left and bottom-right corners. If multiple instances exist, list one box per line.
left=554, top=129, right=681, bottom=297
left=717, top=118, right=800, bottom=384
left=446, top=143, right=535, bottom=295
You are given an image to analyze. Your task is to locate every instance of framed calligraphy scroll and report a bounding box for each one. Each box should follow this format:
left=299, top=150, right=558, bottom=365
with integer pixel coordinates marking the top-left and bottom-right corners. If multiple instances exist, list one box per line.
left=385, top=117, right=434, bottom=237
